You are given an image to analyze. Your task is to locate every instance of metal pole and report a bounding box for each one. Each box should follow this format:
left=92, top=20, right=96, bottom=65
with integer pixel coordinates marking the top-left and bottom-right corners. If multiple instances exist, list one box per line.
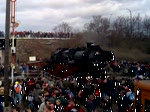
left=11, top=23, right=15, bottom=84
left=126, top=8, right=132, bottom=37
left=4, top=0, right=11, bottom=107
left=109, top=14, right=112, bottom=23
left=11, top=0, right=16, bottom=84
left=109, top=14, right=112, bottom=29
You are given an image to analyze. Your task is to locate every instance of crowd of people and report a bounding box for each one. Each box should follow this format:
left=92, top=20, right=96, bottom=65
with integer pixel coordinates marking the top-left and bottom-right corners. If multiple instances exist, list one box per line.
left=107, top=60, right=150, bottom=78
left=1, top=59, right=150, bottom=78
left=0, top=70, right=137, bottom=112
left=0, top=30, right=73, bottom=38
left=0, top=59, right=149, bottom=112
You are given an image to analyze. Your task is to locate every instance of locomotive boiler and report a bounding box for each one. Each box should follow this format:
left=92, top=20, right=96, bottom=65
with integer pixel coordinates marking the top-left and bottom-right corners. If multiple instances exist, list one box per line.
left=44, top=43, right=115, bottom=79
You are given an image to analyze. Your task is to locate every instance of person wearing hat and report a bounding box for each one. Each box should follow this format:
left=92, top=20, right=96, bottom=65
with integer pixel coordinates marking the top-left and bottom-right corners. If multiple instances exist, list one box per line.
left=54, top=99, right=64, bottom=112
left=14, top=81, right=22, bottom=105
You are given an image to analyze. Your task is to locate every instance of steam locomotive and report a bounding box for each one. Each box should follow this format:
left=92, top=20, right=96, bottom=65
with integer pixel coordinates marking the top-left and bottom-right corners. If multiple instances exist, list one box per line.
left=44, top=43, right=115, bottom=79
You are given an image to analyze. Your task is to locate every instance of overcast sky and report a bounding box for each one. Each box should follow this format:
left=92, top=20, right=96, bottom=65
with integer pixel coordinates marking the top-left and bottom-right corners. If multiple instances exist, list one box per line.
left=0, top=0, right=150, bottom=32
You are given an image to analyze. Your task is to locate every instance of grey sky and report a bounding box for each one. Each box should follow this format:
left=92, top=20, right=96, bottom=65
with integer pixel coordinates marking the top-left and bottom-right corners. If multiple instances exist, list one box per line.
left=0, top=0, right=150, bottom=32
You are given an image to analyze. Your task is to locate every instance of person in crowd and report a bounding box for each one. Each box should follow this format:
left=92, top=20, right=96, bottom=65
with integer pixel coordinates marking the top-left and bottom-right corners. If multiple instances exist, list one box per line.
left=13, top=106, right=20, bottom=112
left=24, top=107, right=32, bottom=112
left=0, top=103, right=3, bottom=112
left=54, top=99, right=64, bottom=112
left=64, top=100, right=84, bottom=112
left=33, top=83, right=42, bottom=101
left=65, top=87, right=74, bottom=101
left=44, top=104, right=51, bottom=112
left=38, top=97, right=55, bottom=111
left=86, top=95, right=97, bottom=112
left=14, top=81, right=22, bottom=105
left=4, top=107, right=12, bottom=112
left=116, top=85, right=127, bottom=112
left=107, top=76, right=116, bottom=101
left=55, top=92, right=69, bottom=107
left=33, top=92, right=44, bottom=111
left=43, top=103, right=55, bottom=112
left=37, top=110, right=44, bottom=112
left=26, top=90, right=34, bottom=109
left=102, top=95, right=112, bottom=112
left=50, top=103, right=55, bottom=112
left=100, top=78, right=109, bottom=100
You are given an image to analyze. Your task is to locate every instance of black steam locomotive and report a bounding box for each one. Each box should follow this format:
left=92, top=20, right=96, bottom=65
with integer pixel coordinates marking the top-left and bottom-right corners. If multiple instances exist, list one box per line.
left=44, top=43, right=115, bottom=79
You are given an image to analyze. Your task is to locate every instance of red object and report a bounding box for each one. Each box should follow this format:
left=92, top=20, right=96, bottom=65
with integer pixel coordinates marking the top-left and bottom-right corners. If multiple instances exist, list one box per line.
left=27, top=80, right=35, bottom=87
left=64, top=105, right=84, bottom=112
left=64, top=105, right=72, bottom=112
left=77, top=108, right=84, bottom=112
left=94, top=89, right=100, bottom=96
left=47, top=63, right=78, bottom=79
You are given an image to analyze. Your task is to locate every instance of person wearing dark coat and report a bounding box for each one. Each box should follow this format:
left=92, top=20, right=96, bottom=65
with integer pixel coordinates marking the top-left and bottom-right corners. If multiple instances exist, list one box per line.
left=0, top=103, right=3, bottom=112
left=33, top=92, right=43, bottom=111
left=86, top=95, right=97, bottom=112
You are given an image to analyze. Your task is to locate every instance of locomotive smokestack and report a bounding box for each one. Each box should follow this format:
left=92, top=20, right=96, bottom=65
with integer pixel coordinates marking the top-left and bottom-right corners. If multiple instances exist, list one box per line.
left=87, top=42, right=94, bottom=48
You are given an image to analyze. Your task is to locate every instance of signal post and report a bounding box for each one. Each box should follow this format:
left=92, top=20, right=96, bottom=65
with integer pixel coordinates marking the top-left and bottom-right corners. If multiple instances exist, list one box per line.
left=11, top=0, right=17, bottom=84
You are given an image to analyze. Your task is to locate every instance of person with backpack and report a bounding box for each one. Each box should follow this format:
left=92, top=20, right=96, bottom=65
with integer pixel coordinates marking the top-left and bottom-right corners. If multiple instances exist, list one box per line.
left=14, top=81, right=22, bottom=105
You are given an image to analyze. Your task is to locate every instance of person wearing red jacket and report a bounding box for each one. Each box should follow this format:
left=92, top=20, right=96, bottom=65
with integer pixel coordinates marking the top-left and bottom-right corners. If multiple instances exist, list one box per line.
left=64, top=100, right=84, bottom=112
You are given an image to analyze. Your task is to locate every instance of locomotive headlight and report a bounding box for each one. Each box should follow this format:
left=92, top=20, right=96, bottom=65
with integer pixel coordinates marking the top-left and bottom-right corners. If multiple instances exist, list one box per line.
left=95, top=51, right=99, bottom=55
left=97, top=64, right=98, bottom=66
left=94, top=63, right=96, bottom=66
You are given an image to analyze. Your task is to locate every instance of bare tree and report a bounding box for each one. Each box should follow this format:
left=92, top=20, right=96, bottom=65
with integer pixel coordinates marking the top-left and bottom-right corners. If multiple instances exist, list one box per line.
left=84, top=16, right=110, bottom=35
left=143, top=15, right=150, bottom=38
left=112, top=16, right=129, bottom=38
left=84, top=15, right=110, bottom=46
left=53, top=22, right=72, bottom=33
left=132, top=14, right=143, bottom=38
